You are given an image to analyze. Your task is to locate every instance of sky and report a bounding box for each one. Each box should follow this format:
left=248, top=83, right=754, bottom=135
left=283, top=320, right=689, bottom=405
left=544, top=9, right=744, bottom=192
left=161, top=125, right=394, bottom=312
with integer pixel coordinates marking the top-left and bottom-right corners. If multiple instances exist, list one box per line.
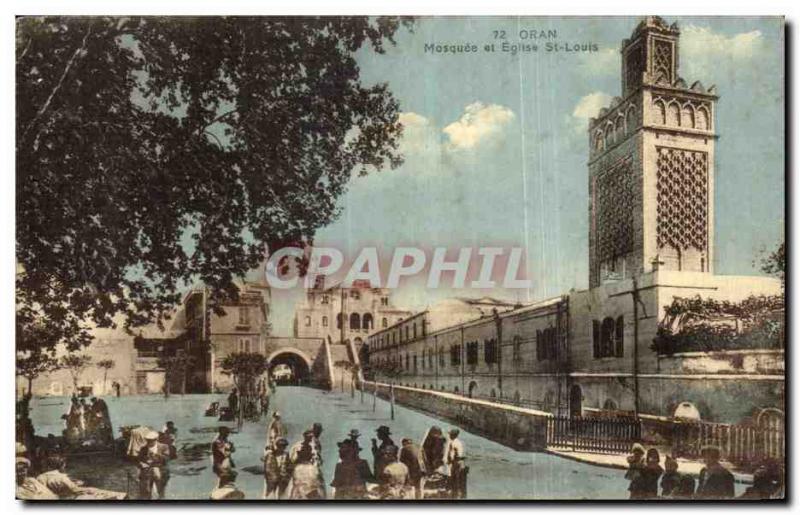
left=264, top=16, right=785, bottom=335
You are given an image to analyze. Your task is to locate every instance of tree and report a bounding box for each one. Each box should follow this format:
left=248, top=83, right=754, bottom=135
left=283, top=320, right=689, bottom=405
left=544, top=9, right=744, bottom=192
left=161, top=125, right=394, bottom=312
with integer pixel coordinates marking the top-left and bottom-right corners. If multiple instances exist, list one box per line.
left=759, top=241, right=785, bottom=288
left=157, top=353, right=196, bottom=397
left=373, top=359, right=403, bottom=420
left=16, top=351, right=59, bottom=396
left=96, top=359, right=116, bottom=395
left=652, top=295, right=785, bottom=355
left=16, top=16, right=411, bottom=356
left=220, top=352, right=269, bottom=424
left=60, top=354, right=92, bottom=394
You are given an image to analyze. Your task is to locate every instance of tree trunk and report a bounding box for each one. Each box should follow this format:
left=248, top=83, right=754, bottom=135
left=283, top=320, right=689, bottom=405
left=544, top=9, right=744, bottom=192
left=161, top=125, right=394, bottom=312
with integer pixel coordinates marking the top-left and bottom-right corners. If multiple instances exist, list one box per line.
left=340, top=370, right=345, bottom=393
left=181, top=368, right=187, bottom=395
left=27, top=376, right=33, bottom=397
left=373, top=380, right=377, bottom=412
left=103, top=370, right=108, bottom=395
left=350, top=374, right=355, bottom=398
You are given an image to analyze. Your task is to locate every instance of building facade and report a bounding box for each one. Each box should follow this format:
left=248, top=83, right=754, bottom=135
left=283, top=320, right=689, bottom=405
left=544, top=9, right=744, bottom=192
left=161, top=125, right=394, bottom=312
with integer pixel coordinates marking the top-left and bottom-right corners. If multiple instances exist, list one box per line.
left=293, top=279, right=412, bottom=348
left=367, top=17, right=784, bottom=425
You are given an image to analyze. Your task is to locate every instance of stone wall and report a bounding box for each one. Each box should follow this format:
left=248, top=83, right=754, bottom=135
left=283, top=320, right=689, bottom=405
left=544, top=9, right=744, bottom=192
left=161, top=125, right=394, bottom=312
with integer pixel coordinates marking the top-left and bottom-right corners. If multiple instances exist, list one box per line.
left=365, top=381, right=552, bottom=451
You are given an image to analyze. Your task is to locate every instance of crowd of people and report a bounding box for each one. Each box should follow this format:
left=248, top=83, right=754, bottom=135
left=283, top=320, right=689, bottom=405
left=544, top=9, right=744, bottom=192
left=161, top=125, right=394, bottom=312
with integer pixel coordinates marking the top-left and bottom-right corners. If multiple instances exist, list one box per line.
left=61, top=395, right=113, bottom=446
left=205, top=414, right=468, bottom=500
left=625, top=443, right=784, bottom=500
left=16, top=442, right=126, bottom=500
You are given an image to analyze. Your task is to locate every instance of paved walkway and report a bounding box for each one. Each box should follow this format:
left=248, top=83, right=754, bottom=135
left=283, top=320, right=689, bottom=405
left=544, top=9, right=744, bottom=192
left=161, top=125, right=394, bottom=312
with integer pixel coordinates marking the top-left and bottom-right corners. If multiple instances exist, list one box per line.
left=545, top=448, right=754, bottom=485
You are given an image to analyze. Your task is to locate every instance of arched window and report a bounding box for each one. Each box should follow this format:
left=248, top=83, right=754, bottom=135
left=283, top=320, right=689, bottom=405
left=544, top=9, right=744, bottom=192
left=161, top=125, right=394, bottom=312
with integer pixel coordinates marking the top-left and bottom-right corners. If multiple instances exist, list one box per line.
left=603, top=124, right=614, bottom=147
left=454, top=386, right=460, bottom=394
left=382, top=317, right=388, bottom=328
left=514, top=390, right=521, bottom=405
left=592, top=320, right=600, bottom=358
left=667, top=102, right=681, bottom=126
left=615, top=316, right=625, bottom=357
left=513, top=335, right=523, bottom=361
left=322, top=316, right=328, bottom=327
left=468, top=381, right=478, bottom=398
left=413, top=323, right=417, bottom=339
left=594, top=131, right=604, bottom=151
left=490, top=388, right=497, bottom=399
left=603, top=399, right=618, bottom=411
left=626, top=106, right=637, bottom=131
left=349, top=313, right=361, bottom=330
left=681, top=104, right=695, bottom=128
left=697, top=106, right=710, bottom=131
left=337, top=313, right=343, bottom=329
left=615, top=116, right=625, bottom=141
left=362, top=313, right=373, bottom=330
left=305, top=316, right=311, bottom=327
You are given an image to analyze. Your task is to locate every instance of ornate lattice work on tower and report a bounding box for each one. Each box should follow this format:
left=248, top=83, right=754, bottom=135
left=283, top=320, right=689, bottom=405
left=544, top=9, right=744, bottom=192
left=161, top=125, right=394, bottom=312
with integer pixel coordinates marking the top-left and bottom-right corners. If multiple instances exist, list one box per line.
left=595, top=158, right=635, bottom=263
left=652, top=39, right=673, bottom=83
left=656, top=147, right=708, bottom=251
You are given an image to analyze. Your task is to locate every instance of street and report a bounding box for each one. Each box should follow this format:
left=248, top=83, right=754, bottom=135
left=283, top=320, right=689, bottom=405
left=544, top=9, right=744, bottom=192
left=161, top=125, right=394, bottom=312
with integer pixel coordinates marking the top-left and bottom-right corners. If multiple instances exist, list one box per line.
left=29, top=387, right=632, bottom=500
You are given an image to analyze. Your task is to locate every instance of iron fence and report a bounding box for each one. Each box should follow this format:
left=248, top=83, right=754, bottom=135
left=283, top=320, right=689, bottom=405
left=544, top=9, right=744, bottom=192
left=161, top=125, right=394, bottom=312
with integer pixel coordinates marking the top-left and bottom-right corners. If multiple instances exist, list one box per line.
left=671, top=419, right=784, bottom=465
left=547, top=415, right=642, bottom=454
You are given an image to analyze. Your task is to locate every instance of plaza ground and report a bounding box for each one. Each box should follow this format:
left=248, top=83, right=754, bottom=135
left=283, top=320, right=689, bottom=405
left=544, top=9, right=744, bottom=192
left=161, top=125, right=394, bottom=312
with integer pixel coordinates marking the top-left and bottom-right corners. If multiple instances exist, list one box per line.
left=26, top=386, right=738, bottom=500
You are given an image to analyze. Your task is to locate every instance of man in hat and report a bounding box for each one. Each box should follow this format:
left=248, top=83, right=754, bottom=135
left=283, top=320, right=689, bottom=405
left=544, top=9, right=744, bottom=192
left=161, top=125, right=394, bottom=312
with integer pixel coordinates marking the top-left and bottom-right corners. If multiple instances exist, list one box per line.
left=289, top=436, right=326, bottom=500
left=16, top=457, right=58, bottom=500
left=625, top=442, right=647, bottom=499
left=263, top=438, right=291, bottom=499
left=267, top=412, right=287, bottom=451
left=331, top=439, right=375, bottom=500
left=445, top=428, right=466, bottom=499
left=400, top=438, right=425, bottom=499
left=696, top=445, right=735, bottom=499
left=210, top=466, right=245, bottom=500
left=137, top=430, right=171, bottom=499
left=212, top=427, right=236, bottom=486
left=371, top=425, right=395, bottom=479
left=347, top=429, right=361, bottom=446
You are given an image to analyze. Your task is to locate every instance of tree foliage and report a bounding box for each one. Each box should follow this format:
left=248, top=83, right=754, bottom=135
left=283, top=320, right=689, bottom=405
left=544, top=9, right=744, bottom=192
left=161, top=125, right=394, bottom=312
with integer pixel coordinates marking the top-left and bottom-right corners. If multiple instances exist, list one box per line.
left=157, top=353, right=196, bottom=395
left=759, top=241, right=785, bottom=287
left=652, top=295, right=785, bottom=355
left=16, top=16, right=411, bottom=355
left=220, top=352, right=269, bottom=394
left=17, top=351, right=59, bottom=391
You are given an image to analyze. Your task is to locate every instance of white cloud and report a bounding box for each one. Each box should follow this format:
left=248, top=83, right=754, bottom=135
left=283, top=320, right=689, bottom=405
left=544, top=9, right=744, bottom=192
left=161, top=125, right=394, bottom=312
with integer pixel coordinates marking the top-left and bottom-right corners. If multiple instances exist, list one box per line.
left=680, top=25, right=765, bottom=80
left=682, top=25, right=763, bottom=60
left=442, top=102, right=515, bottom=150
left=570, top=92, right=612, bottom=134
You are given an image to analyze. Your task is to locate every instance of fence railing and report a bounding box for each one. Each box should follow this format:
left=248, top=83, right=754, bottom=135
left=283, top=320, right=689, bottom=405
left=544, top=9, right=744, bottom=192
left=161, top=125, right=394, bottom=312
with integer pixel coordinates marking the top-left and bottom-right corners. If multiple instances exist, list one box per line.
left=546, top=415, right=642, bottom=454
left=671, top=420, right=784, bottom=464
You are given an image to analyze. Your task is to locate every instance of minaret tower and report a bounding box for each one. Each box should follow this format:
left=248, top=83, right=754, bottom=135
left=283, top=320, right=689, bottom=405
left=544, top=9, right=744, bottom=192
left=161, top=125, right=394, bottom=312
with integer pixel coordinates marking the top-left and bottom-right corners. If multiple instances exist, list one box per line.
left=587, top=16, right=718, bottom=288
